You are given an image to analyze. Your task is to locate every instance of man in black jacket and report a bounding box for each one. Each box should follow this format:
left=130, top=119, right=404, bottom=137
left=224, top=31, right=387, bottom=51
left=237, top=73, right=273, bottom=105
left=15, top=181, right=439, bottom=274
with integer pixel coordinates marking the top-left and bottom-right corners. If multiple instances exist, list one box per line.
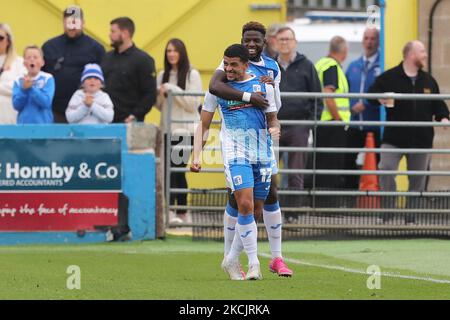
left=369, top=41, right=449, bottom=196
left=276, top=27, right=322, bottom=196
left=42, top=5, right=105, bottom=123
left=102, top=17, right=156, bottom=123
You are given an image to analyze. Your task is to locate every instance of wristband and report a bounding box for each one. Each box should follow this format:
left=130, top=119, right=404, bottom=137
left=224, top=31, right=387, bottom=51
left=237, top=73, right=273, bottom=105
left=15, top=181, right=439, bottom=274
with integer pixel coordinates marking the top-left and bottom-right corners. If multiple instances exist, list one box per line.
left=242, top=92, right=252, bottom=102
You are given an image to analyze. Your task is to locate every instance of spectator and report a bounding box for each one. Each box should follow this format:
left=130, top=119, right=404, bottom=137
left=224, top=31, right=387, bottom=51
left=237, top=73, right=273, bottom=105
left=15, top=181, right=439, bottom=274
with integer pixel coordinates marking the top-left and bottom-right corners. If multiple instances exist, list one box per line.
left=102, top=17, right=157, bottom=123
left=344, top=27, right=382, bottom=189
left=156, top=38, right=202, bottom=224
left=0, top=23, right=26, bottom=124
left=42, top=5, right=105, bottom=123
left=12, top=46, right=54, bottom=124
left=66, top=63, right=114, bottom=124
left=275, top=26, right=322, bottom=207
left=315, top=36, right=351, bottom=189
left=369, top=41, right=449, bottom=209
left=263, top=23, right=283, bottom=59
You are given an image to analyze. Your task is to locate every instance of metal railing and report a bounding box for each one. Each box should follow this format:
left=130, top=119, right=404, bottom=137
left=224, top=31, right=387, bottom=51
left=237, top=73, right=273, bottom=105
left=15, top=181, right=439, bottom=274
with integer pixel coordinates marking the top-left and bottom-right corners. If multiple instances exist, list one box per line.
left=164, top=91, right=450, bottom=237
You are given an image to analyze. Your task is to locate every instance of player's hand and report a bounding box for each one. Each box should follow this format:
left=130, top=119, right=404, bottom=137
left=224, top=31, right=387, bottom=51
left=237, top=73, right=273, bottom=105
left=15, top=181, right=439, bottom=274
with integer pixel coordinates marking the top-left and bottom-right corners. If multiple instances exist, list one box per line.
left=190, top=159, right=201, bottom=173
left=269, top=126, right=281, bottom=140
left=259, top=75, right=275, bottom=87
left=22, top=76, right=33, bottom=90
left=84, top=93, right=94, bottom=107
left=250, top=92, right=269, bottom=109
left=351, top=102, right=365, bottom=114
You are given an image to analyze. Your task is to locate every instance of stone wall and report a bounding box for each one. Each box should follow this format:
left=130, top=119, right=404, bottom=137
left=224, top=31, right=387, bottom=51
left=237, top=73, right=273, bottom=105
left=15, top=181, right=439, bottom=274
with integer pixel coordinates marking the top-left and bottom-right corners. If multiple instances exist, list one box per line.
left=418, top=0, right=450, bottom=191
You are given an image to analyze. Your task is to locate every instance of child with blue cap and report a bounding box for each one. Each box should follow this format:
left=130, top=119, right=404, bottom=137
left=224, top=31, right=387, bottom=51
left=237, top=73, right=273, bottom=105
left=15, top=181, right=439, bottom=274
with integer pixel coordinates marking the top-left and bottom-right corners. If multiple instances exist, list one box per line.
left=66, top=63, right=114, bottom=123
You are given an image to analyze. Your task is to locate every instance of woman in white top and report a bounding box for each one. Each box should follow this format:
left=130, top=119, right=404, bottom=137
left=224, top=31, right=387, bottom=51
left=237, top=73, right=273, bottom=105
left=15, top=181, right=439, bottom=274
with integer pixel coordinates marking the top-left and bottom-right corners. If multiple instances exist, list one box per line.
left=156, top=38, right=202, bottom=223
left=0, top=23, right=26, bottom=124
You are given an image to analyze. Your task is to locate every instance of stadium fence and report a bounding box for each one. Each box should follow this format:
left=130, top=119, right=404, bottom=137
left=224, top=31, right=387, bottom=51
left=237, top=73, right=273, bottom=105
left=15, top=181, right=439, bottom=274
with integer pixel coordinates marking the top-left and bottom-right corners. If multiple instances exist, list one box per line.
left=162, top=91, right=450, bottom=240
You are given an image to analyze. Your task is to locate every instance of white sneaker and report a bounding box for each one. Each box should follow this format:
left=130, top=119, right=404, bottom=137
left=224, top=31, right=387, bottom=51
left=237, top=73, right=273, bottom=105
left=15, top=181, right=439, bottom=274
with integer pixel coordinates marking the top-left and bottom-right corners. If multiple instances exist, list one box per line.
left=222, top=259, right=245, bottom=280
left=184, top=211, right=193, bottom=224
left=169, top=217, right=184, bottom=224
left=246, top=263, right=263, bottom=280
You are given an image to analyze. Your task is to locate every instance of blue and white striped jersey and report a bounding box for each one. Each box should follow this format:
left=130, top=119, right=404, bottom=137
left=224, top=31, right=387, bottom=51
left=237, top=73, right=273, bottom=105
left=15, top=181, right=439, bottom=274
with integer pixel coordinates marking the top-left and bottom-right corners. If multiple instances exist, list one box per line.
left=203, top=75, right=277, bottom=165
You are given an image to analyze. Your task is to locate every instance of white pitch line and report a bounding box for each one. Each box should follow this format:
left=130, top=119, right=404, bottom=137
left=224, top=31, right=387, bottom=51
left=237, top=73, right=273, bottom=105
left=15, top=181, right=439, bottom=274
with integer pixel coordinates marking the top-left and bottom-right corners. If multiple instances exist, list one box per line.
left=259, top=253, right=450, bottom=285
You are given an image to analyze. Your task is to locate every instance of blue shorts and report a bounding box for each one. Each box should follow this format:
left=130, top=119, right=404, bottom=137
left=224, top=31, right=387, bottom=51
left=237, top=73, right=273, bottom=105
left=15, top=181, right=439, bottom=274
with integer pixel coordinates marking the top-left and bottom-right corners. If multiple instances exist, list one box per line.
left=225, top=160, right=272, bottom=200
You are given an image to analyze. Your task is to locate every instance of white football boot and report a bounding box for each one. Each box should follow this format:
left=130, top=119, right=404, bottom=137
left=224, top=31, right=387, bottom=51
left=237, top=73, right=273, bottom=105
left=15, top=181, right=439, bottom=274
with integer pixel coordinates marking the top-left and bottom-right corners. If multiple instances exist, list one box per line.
left=222, top=259, right=245, bottom=281
left=246, top=263, right=263, bottom=280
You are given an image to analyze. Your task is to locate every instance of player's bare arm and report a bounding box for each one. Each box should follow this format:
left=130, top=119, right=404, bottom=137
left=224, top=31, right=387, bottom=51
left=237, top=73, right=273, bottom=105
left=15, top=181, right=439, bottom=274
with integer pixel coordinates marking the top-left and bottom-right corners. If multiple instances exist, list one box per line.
left=209, top=69, right=269, bottom=108
left=266, top=111, right=280, bottom=140
left=191, top=110, right=214, bottom=173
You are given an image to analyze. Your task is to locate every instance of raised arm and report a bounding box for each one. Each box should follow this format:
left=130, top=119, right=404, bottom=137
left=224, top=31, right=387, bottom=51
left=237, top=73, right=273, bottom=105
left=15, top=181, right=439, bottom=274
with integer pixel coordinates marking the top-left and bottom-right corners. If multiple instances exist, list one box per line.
left=30, top=77, right=55, bottom=110
left=12, top=79, right=29, bottom=112
left=66, top=91, right=88, bottom=123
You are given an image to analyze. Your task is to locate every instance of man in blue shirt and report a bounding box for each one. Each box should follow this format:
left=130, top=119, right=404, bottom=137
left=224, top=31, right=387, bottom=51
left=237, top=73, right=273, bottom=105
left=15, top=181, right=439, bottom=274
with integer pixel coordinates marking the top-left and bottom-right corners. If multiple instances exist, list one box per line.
left=191, top=44, right=280, bottom=280
left=344, top=28, right=382, bottom=189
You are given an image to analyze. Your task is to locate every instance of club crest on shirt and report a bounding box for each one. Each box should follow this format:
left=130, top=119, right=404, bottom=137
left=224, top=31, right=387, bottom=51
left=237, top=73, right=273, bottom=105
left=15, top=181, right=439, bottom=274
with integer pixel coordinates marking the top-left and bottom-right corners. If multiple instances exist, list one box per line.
left=252, top=84, right=261, bottom=93
left=35, top=79, right=45, bottom=89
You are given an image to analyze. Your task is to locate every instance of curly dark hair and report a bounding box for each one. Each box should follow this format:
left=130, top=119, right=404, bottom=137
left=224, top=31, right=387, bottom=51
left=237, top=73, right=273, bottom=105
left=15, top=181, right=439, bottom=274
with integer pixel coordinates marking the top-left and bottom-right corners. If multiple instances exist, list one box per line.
left=224, top=44, right=249, bottom=62
left=242, top=21, right=266, bottom=37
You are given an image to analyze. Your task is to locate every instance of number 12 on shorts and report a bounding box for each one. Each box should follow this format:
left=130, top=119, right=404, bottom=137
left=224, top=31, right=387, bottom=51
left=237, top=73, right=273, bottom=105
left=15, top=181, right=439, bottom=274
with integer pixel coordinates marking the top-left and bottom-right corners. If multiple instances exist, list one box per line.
left=260, top=168, right=272, bottom=183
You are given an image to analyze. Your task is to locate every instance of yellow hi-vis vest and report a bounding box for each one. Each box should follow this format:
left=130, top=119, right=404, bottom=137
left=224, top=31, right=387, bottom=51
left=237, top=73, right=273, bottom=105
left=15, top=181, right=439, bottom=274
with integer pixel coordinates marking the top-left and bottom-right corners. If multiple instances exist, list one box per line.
left=315, top=57, right=351, bottom=122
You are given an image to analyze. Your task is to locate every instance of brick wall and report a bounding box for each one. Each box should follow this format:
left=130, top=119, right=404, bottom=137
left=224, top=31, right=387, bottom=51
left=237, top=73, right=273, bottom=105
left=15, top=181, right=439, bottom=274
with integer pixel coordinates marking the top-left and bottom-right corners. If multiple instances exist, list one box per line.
left=418, top=0, right=450, bottom=191
left=419, top=0, right=450, bottom=92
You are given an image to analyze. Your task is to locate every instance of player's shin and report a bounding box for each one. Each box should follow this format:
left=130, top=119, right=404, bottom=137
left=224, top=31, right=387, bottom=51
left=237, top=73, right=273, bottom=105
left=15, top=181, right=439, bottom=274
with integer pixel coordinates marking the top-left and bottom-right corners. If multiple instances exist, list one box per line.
left=263, top=201, right=282, bottom=259
left=224, top=203, right=238, bottom=256
left=236, top=213, right=259, bottom=266
left=226, top=230, right=244, bottom=262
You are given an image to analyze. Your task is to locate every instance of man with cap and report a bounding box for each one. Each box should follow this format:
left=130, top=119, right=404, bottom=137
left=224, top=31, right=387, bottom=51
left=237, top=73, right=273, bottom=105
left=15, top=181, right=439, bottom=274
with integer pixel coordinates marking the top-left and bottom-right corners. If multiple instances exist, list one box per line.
left=66, top=63, right=114, bottom=124
left=43, top=5, right=105, bottom=123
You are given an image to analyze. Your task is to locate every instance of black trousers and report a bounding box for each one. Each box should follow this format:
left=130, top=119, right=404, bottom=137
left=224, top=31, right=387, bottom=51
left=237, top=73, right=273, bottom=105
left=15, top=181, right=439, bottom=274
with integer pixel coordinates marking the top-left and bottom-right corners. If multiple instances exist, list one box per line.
left=280, top=125, right=311, bottom=190
left=314, top=123, right=347, bottom=189
left=166, top=134, right=194, bottom=214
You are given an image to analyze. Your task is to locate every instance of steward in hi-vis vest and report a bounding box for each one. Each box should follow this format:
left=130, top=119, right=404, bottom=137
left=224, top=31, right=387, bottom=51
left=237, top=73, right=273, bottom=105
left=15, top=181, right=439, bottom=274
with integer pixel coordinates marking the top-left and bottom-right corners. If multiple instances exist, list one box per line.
left=315, top=57, right=350, bottom=122
left=314, top=36, right=350, bottom=192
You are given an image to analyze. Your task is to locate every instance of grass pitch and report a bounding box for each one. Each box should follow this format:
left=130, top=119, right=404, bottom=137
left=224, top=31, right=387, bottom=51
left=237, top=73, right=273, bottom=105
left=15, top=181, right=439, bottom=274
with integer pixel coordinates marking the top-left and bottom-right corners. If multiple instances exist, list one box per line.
left=1, top=236, right=450, bottom=300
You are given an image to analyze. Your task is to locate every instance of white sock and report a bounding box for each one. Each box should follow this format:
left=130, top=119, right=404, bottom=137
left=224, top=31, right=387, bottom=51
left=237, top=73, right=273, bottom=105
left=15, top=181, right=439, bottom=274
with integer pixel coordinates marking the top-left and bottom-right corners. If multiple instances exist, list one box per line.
left=226, top=231, right=244, bottom=263
left=263, top=202, right=283, bottom=259
left=236, top=214, right=259, bottom=266
left=223, top=204, right=238, bottom=256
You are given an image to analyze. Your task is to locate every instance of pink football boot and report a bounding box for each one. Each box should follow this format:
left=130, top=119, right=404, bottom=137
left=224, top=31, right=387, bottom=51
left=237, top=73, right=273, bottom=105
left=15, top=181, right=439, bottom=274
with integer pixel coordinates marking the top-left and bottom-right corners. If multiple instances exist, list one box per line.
left=269, top=257, right=293, bottom=277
